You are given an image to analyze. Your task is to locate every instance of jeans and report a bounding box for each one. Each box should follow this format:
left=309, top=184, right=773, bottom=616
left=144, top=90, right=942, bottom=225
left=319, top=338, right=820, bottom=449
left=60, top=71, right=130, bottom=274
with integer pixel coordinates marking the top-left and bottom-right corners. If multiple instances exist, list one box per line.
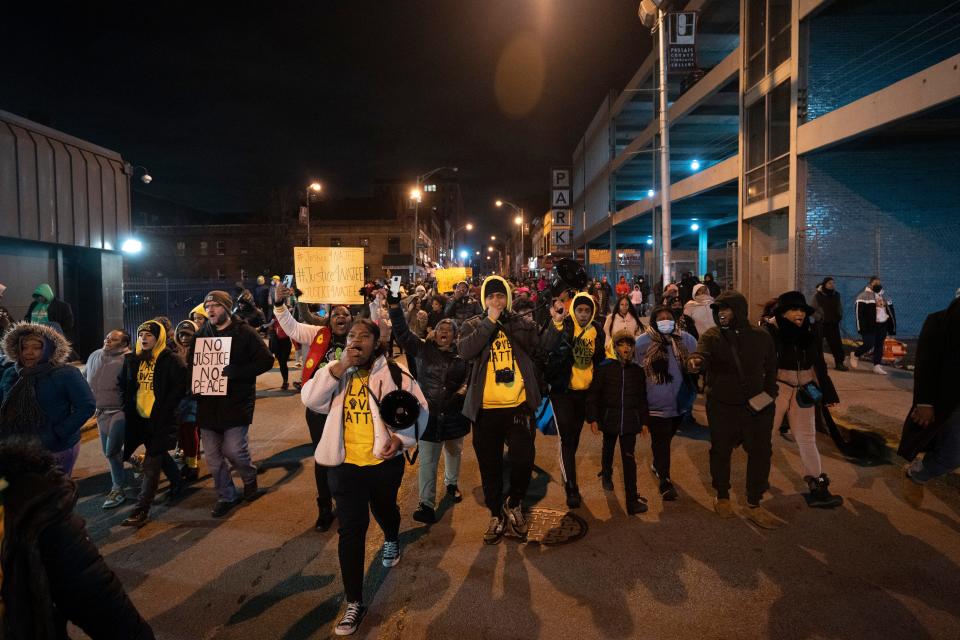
left=306, top=408, right=333, bottom=511
left=601, top=432, right=638, bottom=498
left=96, top=409, right=126, bottom=489
left=200, top=425, right=258, bottom=501
left=473, top=406, right=536, bottom=516
left=553, top=391, right=588, bottom=487
left=51, top=442, right=81, bottom=478
left=138, top=452, right=181, bottom=509
left=417, top=437, right=465, bottom=509
left=328, top=456, right=404, bottom=603
left=821, top=321, right=846, bottom=366
left=911, top=405, right=960, bottom=483
left=648, top=415, right=680, bottom=481
left=855, top=323, right=888, bottom=365
left=707, top=399, right=774, bottom=505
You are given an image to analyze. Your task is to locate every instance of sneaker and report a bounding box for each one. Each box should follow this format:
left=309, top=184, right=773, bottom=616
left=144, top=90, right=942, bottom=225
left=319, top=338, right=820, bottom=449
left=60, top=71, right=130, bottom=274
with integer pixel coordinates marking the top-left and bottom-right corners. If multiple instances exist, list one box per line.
left=598, top=471, right=614, bottom=492
left=805, top=474, right=843, bottom=509
left=102, top=488, right=126, bottom=510
left=873, top=364, right=888, bottom=375
left=293, top=381, right=303, bottom=392
left=121, top=506, right=150, bottom=528
left=281, top=382, right=289, bottom=391
left=483, top=516, right=505, bottom=545
left=502, top=500, right=528, bottom=536
left=565, top=484, right=582, bottom=509
left=660, top=480, right=679, bottom=501
left=334, top=601, right=367, bottom=636
left=744, top=504, right=786, bottom=529
left=446, top=484, right=463, bottom=503
left=848, top=355, right=858, bottom=369
left=626, top=496, right=648, bottom=515
left=714, top=497, right=736, bottom=519
left=242, top=480, right=264, bottom=503
left=382, top=540, right=401, bottom=567
left=412, top=503, right=436, bottom=524
left=901, top=465, right=925, bottom=508
left=315, top=506, right=336, bottom=532
left=211, top=499, right=240, bottom=518
left=181, top=466, right=199, bottom=483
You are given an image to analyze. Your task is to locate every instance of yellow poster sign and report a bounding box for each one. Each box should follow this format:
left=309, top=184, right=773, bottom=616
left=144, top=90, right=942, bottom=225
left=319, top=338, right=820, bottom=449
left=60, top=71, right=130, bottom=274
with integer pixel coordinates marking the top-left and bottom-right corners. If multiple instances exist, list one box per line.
left=435, top=267, right=468, bottom=293
left=293, top=247, right=365, bottom=305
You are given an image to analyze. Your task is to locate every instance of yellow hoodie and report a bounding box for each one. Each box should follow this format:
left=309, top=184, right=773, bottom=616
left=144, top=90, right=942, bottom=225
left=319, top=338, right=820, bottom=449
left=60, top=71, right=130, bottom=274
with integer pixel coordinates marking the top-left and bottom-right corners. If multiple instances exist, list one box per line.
left=479, top=275, right=526, bottom=409
left=135, top=320, right=167, bottom=419
left=568, top=292, right=599, bottom=391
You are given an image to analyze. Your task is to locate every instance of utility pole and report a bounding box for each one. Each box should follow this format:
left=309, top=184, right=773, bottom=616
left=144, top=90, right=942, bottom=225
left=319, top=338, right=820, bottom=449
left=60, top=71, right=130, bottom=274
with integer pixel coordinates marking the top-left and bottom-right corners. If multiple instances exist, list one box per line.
left=656, top=6, right=672, bottom=285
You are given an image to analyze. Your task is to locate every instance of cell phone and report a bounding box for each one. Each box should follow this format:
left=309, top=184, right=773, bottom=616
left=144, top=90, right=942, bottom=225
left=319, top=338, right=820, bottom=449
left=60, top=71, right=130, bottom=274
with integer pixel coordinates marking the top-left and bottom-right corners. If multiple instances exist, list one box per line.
left=282, top=274, right=294, bottom=288
left=390, top=275, right=402, bottom=297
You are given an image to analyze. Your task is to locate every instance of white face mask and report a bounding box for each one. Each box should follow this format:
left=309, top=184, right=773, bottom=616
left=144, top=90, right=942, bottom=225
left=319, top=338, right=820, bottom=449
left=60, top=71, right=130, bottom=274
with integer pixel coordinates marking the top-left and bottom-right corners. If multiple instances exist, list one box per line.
left=656, top=319, right=675, bottom=334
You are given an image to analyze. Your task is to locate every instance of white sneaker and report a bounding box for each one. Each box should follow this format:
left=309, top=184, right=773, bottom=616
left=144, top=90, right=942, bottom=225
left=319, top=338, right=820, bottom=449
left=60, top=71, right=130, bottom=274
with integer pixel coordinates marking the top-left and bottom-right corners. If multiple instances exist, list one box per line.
left=873, top=364, right=888, bottom=375
left=102, top=488, right=126, bottom=509
left=848, top=356, right=858, bottom=369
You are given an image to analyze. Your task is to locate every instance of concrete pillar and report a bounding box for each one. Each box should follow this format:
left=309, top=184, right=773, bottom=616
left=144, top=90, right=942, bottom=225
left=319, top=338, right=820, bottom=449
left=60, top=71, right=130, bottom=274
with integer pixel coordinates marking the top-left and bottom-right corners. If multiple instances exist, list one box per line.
left=698, top=226, right=708, bottom=278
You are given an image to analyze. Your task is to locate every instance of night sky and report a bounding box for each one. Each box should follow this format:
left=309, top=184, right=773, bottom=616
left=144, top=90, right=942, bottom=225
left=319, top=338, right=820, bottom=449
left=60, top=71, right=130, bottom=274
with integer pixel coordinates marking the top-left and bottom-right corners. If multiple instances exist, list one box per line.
left=1, top=1, right=649, bottom=239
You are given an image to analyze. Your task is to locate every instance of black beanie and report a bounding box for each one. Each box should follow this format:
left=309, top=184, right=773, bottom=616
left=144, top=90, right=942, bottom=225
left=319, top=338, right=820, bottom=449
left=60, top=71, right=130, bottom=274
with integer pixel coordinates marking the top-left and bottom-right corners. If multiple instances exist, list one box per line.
left=484, top=278, right=508, bottom=299
left=137, top=321, right=161, bottom=340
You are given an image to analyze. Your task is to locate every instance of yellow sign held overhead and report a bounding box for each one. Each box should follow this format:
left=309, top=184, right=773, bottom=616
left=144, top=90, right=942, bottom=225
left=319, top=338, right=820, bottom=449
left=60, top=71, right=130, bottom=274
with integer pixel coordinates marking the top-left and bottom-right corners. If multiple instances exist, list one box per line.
left=294, top=247, right=365, bottom=305
left=435, top=267, right=468, bottom=293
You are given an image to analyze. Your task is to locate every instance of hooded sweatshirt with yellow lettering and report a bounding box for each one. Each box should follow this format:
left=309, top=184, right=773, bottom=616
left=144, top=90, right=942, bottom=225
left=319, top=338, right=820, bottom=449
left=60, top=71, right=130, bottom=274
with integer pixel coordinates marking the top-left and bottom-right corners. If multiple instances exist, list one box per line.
left=479, top=275, right=526, bottom=408
left=566, top=292, right=601, bottom=391
left=135, top=320, right=167, bottom=418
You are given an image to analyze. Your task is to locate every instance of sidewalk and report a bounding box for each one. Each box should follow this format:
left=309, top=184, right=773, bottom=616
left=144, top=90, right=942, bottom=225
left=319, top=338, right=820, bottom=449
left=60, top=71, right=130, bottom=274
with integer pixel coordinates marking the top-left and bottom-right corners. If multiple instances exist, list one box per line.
left=828, top=360, right=914, bottom=447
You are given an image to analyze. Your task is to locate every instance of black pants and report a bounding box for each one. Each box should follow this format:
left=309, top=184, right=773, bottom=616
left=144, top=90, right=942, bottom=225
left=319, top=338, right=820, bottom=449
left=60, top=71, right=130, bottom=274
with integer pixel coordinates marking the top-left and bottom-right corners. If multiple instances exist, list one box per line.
left=855, top=323, right=888, bottom=365
left=706, top=399, right=774, bottom=505
left=648, top=415, right=680, bottom=481
left=552, top=391, right=588, bottom=487
left=137, top=451, right=181, bottom=509
left=306, top=408, right=333, bottom=511
left=270, top=335, right=292, bottom=384
left=327, top=456, right=404, bottom=603
left=473, top=406, right=536, bottom=517
left=821, top=321, right=845, bottom=366
left=601, top=432, right=637, bottom=498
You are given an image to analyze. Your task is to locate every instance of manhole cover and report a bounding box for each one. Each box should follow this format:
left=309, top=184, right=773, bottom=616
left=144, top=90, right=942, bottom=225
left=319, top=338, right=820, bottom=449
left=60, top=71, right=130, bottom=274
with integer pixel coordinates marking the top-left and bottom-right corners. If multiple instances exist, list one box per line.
left=504, top=507, right=587, bottom=545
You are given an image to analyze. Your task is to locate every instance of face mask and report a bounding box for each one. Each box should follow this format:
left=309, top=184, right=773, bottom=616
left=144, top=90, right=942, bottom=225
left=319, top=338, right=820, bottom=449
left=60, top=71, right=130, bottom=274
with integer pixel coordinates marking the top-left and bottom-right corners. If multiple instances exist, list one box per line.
left=656, top=319, right=675, bottom=334
left=872, top=284, right=882, bottom=293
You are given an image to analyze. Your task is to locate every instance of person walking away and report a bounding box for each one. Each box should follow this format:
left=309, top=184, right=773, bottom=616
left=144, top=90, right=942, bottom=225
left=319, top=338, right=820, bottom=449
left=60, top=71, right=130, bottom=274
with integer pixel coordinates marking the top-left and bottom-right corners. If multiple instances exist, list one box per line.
left=603, top=295, right=643, bottom=356
left=389, top=297, right=469, bottom=523
left=635, top=305, right=698, bottom=501
left=684, top=283, right=717, bottom=338
left=587, top=331, right=650, bottom=514
left=0, top=322, right=94, bottom=476
left=275, top=285, right=353, bottom=531
left=686, top=291, right=783, bottom=529
left=85, top=329, right=132, bottom=508
left=812, top=277, right=847, bottom=370
left=193, top=291, right=274, bottom=518
left=547, top=292, right=605, bottom=508
left=899, top=296, right=960, bottom=507
left=0, top=436, right=157, bottom=639
left=24, top=283, right=74, bottom=335
left=764, top=292, right=843, bottom=508
left=301, top=319, right=427, bottom=636
left=598, top=276, right=613, bottom=316
left=458, top=275, right=561, bottom=544
left=118, top=320, right=186, bottom=527
left=173, top=320, right=201, bottom=482
left=853, top=276, right=896, bottom=374
left=703, top=273, right=721, bottom=298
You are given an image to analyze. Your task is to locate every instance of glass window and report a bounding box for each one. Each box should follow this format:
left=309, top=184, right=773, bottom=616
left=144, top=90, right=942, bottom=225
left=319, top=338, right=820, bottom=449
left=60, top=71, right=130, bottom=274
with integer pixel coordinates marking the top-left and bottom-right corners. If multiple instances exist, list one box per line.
left=746, top=0, right=791, bottom=87
left=216, top=269, right=225, bottom=281
left=746, top=0, right=767, bottom=87
left=200, top=241, right=208, bottom=256
left=745, top=100, right=766, bottom=171
left=388, top=236, right=401, bottom=254
left=769, top=0, right=791, bottom=70
left=768, top=81, right=791, bottom=159
left=176, top=241, right=185, bottom=256
left=744, top=80, right=791, bottom=204
left=216, top=240, right=225, bottom=256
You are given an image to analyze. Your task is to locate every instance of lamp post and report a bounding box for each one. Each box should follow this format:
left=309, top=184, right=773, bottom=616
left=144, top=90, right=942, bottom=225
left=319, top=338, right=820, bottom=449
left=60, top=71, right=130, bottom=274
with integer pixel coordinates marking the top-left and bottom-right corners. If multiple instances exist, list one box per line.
left=305, top=181, right=323, bottom=247
left=411, top=166, right=458, bottom=280
left=452, top=222, right=474, bottom=265
left=495, top=199, right=525, bottom=277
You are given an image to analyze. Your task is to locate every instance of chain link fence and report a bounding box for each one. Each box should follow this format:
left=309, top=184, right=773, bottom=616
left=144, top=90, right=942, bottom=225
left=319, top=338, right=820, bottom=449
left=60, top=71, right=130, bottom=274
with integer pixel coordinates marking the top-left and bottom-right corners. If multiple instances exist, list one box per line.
left=123, top=278, right=232, bottom=336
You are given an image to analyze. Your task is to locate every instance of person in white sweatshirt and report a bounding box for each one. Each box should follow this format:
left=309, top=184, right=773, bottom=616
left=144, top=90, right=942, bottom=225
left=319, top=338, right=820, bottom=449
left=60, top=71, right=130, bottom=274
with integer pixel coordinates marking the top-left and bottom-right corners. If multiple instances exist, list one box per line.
left=684, top=283, right=717, bottom=338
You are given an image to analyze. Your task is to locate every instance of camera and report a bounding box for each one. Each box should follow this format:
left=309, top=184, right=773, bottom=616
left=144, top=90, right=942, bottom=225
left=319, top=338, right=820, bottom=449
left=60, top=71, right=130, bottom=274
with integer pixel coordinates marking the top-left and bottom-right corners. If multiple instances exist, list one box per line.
left=494, top=368, right=515, bottom=384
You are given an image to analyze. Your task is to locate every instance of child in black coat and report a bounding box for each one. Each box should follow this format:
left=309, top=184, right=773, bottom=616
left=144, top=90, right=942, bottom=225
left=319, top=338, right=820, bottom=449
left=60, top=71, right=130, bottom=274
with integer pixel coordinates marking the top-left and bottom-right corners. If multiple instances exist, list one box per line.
left=587, top=331, right=650, bottom=514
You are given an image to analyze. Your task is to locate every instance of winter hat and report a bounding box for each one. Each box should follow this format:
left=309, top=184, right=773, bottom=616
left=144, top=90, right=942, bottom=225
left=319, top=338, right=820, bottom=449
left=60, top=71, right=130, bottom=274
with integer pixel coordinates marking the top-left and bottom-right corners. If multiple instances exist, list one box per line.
left=820, top=277, right=835, bottom=288
left=612, top=329, right=636, bottom=346
left=416, top=285, right=427, bottom=296
left=773, top=291, right=815, bottom=316
left=190, top=302, right=208, bottom=319
left=204, top=290, right=233, bottom=310
left=175, top=319, right=198, bottom=339
left=480, top=275, right=512, bottom=311
left=137, top=321, right=162, bottom=340
left=271, top=275, right=281, bottom=282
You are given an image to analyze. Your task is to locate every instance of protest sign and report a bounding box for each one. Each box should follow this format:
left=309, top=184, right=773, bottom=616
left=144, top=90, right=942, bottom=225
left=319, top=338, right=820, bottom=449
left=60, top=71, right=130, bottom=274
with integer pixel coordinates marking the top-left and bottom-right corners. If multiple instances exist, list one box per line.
left=294, top=247, right=365, bottom=305
left=191, top=337, right=232, bottom=396
left=435, top=267, right=467, bottom=293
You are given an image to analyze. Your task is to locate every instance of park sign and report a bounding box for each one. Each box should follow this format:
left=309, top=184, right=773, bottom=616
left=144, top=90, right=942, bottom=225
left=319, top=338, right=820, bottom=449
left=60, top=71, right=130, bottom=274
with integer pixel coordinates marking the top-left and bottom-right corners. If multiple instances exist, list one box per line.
left=294, top=247, right=365, bottom=305
left=192, top=337, right=231, bottom=396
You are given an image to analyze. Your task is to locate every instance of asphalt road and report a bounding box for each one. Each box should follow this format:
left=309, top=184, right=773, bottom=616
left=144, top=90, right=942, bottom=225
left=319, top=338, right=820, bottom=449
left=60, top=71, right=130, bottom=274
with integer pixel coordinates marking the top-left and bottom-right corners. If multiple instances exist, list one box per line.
left=70, top=368, right=960, bottom=640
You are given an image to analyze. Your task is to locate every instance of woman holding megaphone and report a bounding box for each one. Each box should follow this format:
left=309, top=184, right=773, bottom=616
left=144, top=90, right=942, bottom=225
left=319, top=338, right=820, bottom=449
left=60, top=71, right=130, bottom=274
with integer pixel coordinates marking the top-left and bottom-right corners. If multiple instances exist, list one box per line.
left=301, top=317, right=428, bottom=637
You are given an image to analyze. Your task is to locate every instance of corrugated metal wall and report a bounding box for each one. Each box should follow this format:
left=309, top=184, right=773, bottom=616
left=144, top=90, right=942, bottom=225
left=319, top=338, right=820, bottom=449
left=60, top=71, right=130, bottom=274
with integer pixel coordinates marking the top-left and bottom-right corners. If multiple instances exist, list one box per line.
left=0, top=109, right=131, bottom=251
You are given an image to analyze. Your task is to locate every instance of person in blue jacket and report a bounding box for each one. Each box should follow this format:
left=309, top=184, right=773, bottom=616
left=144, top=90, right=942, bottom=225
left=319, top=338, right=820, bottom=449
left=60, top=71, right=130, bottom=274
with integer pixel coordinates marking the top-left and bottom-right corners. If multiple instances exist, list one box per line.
left=0, top=322, right=95, bottom=476
left=634, top=304, right=698, bottom=501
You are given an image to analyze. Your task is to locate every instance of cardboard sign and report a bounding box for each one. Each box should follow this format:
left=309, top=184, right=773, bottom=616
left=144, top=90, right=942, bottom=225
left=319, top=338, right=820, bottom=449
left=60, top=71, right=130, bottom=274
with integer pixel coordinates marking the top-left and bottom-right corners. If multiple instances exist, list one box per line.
left=435, top=267, right=468, bottom=293
left=192, top=337, right=232, bottom=396
left=294, top=247, right=365, bottom=304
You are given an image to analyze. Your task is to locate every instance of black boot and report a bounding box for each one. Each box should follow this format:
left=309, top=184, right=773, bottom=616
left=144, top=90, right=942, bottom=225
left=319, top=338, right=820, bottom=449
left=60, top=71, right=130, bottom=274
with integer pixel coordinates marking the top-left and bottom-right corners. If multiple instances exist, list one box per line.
left=565, top=483, right=582, bottom=509
left=626, top=495, right=648, bottom=515
left=412, top=503, right=436, bottom=524
left=315, top=498, right=335, bottom=532
left=805, top=474, right=843, bottom=508
left=598, top=470, right=614, bottom=492
left=181, top=466, right=199, bottom=483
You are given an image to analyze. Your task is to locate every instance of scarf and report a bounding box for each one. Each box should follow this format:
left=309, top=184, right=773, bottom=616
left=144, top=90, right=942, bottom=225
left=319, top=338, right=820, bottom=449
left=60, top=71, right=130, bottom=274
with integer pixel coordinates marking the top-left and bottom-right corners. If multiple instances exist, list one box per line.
left=641, top=325, right=690, bottom=385
left=0, top=362, right=57, bottom=436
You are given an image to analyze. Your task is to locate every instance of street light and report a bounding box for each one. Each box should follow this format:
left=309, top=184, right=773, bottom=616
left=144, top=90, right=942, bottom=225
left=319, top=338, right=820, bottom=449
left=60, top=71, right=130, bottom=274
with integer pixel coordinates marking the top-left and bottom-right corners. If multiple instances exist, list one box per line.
left=490, top=235, right=496, bottom=241
left=496, top=199, right=525, bottom=276
left=304, top=181, right=323, bottom=246
left=412, top=166, right=458, bottom=280
left=121, top=238, right=143, bottom=254
left=452, top=222, right=474, bottom=265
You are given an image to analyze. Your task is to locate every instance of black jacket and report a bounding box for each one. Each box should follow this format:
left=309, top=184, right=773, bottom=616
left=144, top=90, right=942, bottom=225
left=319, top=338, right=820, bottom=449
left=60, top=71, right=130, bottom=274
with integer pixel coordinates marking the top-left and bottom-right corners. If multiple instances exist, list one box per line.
left=1, top=463, right=154, bottom=640
left=389, top=305, right=469, bottom=441
left=586, top=359, right=649, bottom=435
left=192, top=318, right=274, bottom=431
left=693, top=291, right=778, bottom=406
left=812, top=287, right=843, bottom=324
left=764, top=321, right=840, bottom=405
left=444, top=296, right=483, bottom=324
left=855, top=288, right=897, bottom=335
left=544, top=316, right=606, bottom=394
left=119, top=349, right=186, bottom=457
left=24, top=298, right=74, bottom=332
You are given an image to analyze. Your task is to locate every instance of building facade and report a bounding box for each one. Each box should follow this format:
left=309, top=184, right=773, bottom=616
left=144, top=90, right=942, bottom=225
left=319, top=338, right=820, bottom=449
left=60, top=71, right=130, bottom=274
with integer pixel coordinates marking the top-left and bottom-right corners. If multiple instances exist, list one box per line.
left=571, top=0, right=960, bottom=336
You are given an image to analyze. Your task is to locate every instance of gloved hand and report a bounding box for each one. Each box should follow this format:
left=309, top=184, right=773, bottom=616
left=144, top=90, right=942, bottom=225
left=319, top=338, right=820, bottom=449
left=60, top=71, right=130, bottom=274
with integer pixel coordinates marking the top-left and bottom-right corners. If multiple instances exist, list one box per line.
left=221, top=364, right=235, bottom=378
left=387, top=290, right=401, bottom=306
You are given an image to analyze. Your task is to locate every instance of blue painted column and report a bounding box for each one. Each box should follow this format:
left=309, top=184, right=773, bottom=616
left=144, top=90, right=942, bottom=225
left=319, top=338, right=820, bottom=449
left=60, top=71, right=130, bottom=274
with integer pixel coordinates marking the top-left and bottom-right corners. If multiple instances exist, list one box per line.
left=698, top=227, right=708, bottom=277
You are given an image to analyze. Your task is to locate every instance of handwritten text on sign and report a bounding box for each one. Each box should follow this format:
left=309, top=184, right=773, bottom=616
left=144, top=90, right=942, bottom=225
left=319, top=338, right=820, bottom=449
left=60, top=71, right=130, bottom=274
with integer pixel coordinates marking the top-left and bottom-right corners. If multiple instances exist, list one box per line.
left=192, top=337, right=232, bottom=396
left=435, top=267, right=468, bottom=293
left=294, top=247, right=365, bottom=305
